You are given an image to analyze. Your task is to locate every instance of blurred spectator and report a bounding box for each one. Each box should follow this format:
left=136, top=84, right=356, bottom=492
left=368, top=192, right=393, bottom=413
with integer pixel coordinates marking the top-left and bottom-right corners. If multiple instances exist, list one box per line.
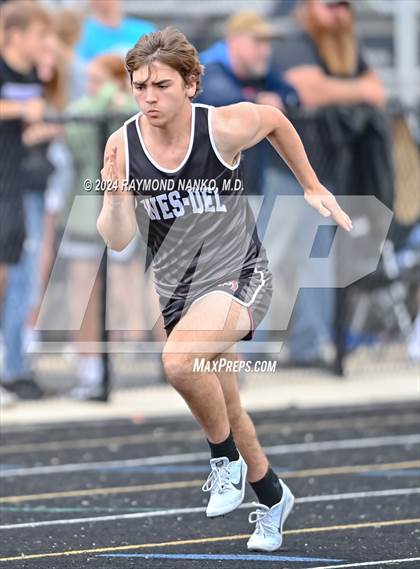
left=54, top=8, right=87, bottom=102
left=265, top=0, right=389, bottom=366
left=0, top=0, right=51, bottom=403
left=25, top=9, right=81, bottom=341
left=199, top=11, right=299, bottom=108
left=2, top=20, right=68, bottom=400
left=197, top=11, right=299, bottom=197
left=281, top=0, right=385, bottom=107
left=76, top=0, right=155, bottom=62
left=62, top=53, right=143, bottom=399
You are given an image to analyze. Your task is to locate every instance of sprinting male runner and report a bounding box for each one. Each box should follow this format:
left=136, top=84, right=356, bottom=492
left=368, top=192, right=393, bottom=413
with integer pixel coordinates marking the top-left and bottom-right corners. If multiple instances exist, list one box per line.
left=97, top=27, right=352, bottom=552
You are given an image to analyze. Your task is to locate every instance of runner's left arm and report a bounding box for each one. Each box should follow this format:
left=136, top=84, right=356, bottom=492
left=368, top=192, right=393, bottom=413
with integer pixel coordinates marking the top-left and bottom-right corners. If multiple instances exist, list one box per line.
left=214, top=102, right=352, bottom=232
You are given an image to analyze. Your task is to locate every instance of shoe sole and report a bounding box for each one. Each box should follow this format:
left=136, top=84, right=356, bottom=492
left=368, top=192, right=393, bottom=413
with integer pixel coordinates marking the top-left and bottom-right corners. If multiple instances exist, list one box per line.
left=206, top=460, right=248, bottom=518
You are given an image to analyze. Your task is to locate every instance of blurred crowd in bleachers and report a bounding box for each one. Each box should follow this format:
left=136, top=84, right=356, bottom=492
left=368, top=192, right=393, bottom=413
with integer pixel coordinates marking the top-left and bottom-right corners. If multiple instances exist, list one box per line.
left=0, top=0, right=419, bottom=407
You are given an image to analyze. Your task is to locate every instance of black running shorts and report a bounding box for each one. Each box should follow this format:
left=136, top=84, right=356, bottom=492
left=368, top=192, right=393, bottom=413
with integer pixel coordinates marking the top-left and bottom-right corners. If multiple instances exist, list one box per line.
left=160, top=264, right=273, bottom=340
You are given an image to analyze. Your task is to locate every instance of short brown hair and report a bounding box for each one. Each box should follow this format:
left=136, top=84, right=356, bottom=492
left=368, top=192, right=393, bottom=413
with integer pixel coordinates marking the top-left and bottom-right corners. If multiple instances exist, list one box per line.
left=1, top=0, right=51, bottom=36
left=125, top=27, right=204, bottom=98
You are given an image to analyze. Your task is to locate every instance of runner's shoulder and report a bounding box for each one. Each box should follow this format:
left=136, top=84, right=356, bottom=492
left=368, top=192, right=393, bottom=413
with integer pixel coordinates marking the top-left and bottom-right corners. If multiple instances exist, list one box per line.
left=212, top=103, right=260, bottom=152
left=213, top=103, right=261, bottom=136
left=213, top=102, right=258, bottom=125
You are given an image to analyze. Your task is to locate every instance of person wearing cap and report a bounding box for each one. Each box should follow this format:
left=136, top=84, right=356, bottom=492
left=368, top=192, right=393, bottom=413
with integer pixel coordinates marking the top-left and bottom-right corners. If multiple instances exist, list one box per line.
left=197, top=11, right=300, bottom=199
left=199, top=11, right=299, bottom=112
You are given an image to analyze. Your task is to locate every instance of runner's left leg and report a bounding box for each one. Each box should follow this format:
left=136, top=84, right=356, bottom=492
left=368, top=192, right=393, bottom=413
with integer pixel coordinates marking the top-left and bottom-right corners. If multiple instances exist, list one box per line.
left=214, top=351, right=269, bottom=482
left=213, top=354, right=294, bottom=552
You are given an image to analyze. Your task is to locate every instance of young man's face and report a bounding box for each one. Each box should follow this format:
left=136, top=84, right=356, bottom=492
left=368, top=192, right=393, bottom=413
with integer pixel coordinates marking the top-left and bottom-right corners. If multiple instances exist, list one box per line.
left=131, top=61, right=196, bottom=126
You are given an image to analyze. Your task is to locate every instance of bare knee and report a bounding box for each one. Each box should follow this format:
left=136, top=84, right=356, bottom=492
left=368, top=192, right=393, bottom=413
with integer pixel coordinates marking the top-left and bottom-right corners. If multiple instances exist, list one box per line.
left=162, top=351, right=196, bottom=391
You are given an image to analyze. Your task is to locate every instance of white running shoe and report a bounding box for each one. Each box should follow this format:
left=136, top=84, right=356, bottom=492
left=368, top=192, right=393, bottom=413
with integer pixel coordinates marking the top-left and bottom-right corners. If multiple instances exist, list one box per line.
left=247, top=479, right=294, bottom=552
left=202, top=455, right=248, bottom=518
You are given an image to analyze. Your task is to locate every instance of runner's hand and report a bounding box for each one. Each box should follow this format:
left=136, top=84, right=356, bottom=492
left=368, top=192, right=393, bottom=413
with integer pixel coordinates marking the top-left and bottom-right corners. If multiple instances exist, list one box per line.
left=304, top=185, right=353, bottom=232
left=101, top=146, right=123, bottom=193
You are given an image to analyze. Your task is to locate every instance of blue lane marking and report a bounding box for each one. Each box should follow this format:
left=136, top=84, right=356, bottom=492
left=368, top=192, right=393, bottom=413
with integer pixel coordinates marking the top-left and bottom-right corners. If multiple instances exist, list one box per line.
left=97, top=553, right=344, bottom=563
left=358, top=469, right=420, bottom=478
left=0, top=464, right=23, bottom=471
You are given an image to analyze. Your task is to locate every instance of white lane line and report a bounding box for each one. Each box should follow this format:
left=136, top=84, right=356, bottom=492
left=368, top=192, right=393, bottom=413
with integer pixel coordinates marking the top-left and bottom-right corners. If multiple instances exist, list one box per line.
left=2, top=434, right=418, bottom=478
left=3, top=414, right=418, bottom=455
left=309, top=557, right=420, bottom=569
left=0, top=487, right=418, bottom=531
left=1, top=410, right=417, bottom=436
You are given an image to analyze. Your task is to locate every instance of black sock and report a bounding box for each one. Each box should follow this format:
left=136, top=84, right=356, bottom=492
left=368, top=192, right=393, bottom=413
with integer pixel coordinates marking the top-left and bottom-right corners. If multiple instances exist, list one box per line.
left=207, top=431, right=239, bottom=462
left=250, top=466, right=283, bottom=508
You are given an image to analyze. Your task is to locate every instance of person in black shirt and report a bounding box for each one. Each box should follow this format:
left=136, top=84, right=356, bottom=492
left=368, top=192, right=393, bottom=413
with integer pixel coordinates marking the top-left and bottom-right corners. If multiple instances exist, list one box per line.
left=0, top=1, right=50, bottom=291
left=0, top=1, right=50, bottom=403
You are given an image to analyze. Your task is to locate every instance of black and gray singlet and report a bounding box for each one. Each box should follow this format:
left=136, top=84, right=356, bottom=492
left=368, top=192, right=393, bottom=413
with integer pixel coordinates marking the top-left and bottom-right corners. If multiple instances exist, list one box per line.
left=124, top=103, right=270, bottom=302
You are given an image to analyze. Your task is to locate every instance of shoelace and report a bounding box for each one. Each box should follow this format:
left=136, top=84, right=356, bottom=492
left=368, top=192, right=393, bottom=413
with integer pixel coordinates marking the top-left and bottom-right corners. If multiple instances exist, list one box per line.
left=248, top=502, right=273, bottom=537
left=202, top=463, right=230, bottom=494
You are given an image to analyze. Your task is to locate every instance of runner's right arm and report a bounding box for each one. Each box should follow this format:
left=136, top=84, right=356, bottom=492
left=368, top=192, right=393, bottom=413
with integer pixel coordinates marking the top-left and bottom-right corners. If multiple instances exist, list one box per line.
left=96, top=128, right=138, bottom=251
